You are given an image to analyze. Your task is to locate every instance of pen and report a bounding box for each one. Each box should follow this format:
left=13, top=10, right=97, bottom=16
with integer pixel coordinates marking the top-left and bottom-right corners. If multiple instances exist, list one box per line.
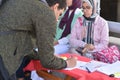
left=86, top=67, right=91, bottom=73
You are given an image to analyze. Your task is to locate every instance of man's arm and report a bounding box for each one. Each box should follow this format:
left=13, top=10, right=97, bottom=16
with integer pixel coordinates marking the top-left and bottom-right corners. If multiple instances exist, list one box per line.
left=32, top=3, right=67, bottom=69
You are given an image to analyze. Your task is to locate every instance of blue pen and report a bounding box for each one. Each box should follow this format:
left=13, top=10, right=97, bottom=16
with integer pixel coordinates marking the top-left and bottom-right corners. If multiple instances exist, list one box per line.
left=86, top=67, right=91, bottom=73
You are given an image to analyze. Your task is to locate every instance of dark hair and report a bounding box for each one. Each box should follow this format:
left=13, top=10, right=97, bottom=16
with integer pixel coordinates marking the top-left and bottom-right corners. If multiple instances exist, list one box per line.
left=0, top=0, right=7, bottom=7
left=46, top=0, right=66, bottom=10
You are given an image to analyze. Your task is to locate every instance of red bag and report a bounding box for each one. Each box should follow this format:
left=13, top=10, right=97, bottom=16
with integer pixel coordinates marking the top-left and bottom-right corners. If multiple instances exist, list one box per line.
left=93, top=45, right=120, bottom=64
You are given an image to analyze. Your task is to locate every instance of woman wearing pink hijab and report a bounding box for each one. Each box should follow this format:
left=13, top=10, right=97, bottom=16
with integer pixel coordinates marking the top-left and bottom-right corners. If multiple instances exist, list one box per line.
left=70, top=0, right=109, bottom=59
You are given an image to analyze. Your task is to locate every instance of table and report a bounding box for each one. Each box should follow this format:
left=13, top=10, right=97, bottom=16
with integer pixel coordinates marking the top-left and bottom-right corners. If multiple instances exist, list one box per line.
left=24, top=53, right=120, bottom=80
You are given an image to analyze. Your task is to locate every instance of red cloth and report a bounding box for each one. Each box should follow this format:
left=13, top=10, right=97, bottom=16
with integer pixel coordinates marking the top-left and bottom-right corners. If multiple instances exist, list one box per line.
left=24, top=53, right=120, bottom=80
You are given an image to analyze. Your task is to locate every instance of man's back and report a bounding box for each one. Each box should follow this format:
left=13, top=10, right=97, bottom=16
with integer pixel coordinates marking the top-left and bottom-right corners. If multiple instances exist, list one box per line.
left=0, top=0, right=57, bottom=75
left=0, top=0, right=54, bottom=31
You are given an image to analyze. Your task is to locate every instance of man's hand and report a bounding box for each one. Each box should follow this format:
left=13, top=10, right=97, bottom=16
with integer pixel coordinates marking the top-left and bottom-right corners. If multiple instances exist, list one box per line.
left=66, top=56, right=77, bottom=68
left=53, top=40, right=59, bottom=45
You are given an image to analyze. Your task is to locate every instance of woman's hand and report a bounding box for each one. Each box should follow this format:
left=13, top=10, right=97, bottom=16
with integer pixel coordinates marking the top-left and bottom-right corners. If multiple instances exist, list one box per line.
left=87, top=44, right=95, bottom=51
left=84, top=44, right=95, bottom=51
left=82, top=48, right=88, bottom=53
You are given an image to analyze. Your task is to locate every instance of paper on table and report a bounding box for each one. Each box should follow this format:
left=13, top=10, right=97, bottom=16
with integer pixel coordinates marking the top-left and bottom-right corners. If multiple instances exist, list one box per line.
left=64, top=60, right=108, bottom=72
left=97, top=61, right=120, bottom=76
left=84, top=60, right=108, bottom=72
left=64, top=61, right=87, bottom=70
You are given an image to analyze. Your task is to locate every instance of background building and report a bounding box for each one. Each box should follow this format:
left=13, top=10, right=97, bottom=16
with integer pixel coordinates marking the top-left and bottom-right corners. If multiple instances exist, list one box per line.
left=99, top=0, right=120, bottom=47
left=100, top=0, right=120, bottom=22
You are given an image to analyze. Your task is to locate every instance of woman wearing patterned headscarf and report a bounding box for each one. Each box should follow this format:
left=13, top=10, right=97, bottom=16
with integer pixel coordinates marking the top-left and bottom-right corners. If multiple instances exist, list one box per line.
left=70, top=0, right=109, bottom=59
left=54, top=0, right=83, bottom=54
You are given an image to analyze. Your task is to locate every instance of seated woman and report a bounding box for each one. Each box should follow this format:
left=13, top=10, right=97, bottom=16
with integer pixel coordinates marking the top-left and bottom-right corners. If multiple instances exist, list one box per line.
left=54, top=0, right=83, bottom=55
left=69, top=0, right=109, bottom=59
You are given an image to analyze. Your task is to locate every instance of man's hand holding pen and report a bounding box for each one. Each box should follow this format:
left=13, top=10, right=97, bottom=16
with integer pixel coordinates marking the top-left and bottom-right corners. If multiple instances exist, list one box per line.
left=66, top=56, right=77, bottom=68
left=55, top=55, right=77, bottom=68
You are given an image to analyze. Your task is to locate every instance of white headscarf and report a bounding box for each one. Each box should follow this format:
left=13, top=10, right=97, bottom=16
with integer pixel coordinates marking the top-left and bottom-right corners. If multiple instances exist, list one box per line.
left=82, top=0, right=101, bottom=44
left=82, top=0, right=93, bottom=8
left=82, top=0, right=100, bottom=18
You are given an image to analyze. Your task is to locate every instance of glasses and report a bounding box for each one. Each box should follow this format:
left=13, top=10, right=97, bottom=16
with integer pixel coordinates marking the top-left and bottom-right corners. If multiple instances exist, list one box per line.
left=82, top=6, right=91, bottom=10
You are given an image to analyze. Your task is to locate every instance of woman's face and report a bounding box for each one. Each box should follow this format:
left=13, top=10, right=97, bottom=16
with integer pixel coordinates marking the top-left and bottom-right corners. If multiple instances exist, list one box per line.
left=66, top=0, right=73, bottom=7
left=82, top=2, right=93, bottom=18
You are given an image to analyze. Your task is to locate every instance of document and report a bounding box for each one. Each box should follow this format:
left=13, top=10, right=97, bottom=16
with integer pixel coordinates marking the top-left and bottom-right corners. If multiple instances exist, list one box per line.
left=64, top=60, right=108, bottom=72
left=64, top=61, right=87, bottom=70
left=97, top=61, right=120, bottom=77
left=84, top=60, right=108, bottom=72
